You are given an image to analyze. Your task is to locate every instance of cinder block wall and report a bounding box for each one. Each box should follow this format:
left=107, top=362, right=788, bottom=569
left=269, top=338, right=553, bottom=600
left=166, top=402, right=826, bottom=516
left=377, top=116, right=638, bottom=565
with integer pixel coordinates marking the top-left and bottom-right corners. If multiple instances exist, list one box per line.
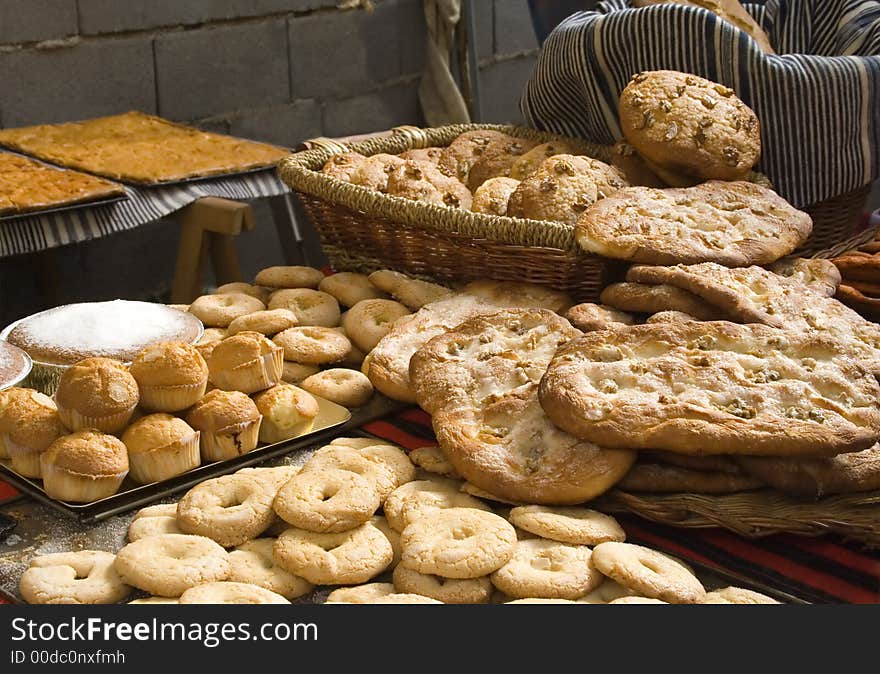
left=0, top=0, right=540, bottom=144
left=0, top=0, right=540, bottom=323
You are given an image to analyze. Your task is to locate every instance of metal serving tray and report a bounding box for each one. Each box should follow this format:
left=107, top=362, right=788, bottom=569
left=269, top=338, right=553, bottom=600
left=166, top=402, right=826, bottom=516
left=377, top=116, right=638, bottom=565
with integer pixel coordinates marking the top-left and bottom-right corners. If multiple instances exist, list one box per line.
left=0, top=394, right=406, bottom=524
left=0, top=193, right=130, bottom=222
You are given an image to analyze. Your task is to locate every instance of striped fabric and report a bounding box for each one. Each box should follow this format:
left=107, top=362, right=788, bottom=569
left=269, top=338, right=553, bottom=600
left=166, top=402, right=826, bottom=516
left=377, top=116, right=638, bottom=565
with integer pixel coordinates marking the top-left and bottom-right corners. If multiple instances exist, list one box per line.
left=0, top=169, right=290, bottom=258
left=361, top=407, right=880, bottom=604
left=520, top=0, right=880, bottom=208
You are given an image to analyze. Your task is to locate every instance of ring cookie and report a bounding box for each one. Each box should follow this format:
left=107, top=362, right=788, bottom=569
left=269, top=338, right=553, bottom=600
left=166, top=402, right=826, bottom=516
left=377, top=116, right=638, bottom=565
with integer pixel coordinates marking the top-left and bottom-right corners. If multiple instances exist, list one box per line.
left=179, top=581, right=289, bottom=604
left=592, top=541, right=706, bottom=604
left=408, top=446, right=457, bottom=477
left=177, top=474, right=276, bottom=547
left=393, top=564, right=492, bottom=604
left=490, top=539, right=602, bottom=600
left=268, top=289, right=340, bottom=327
left=227, top=309, right=298, bottom=337
left=619, top=70, right=760, bottom=181
left=227, top=538, right=313, bottom=599
left=256, top=266, right=324, bottom=290
left=319, top=272, right=388, bottom=307
left=273, top=467, right=380, bottom=532
left=576, top=182, right=811, bottom=266
left=702, top=586, right=780, bottom=604
left=273, top=326, right=351, bottom=364
left=326, top=582, right=395, bottom=604
left=114, top=534, right=230, bottom=597
left=410, top=308, right=635, bottom=504
left=383, top=478, right=491, bottom=532
left=273, top=522, right=392, bottom=585
left=539, top=321, right=880, bottom=456
left=20, top=551, right=131, bottom=604
left=300, top=368, right=374, bottom=408
left=343, top=299, right=411, bottom=352
left=400, top=507, right=516, bottom=579
left=189, top=293, right=265, bottom=328
left=367, top=270, right=453, bottom=310
left=508, top=506, right=625, bottom=545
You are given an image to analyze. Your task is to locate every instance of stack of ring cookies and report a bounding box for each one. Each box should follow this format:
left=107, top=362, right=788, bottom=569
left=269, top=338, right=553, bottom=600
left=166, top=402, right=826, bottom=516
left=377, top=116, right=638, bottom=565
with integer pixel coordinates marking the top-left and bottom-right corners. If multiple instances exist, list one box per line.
left=19, top=437, right=780, bottom=605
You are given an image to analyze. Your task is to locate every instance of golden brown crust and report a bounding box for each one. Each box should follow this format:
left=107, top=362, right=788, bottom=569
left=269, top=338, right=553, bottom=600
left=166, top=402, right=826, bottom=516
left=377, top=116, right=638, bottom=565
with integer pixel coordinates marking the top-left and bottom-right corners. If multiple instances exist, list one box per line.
left=55, top=357, right=139, bottom=417
left=0, top=152, right=125, bottom=216
left=252, top=384, right=319, bottom=425
left=600, top=282, right=729, bottom=320
left=576, top=182, right=812, bottom=266
left=410, top=308, right=635, bottom=504
left=349, top=153, right=406, bottom=192
left=42, top=430, right=129, bottom=476
left=5, top=390, right=65, bottom=450
left=130, top=341, right=208, bottom=387
left=471, top=177, right=520, bottom=216
left=208, top=331, right=279, bottom=371
left=563, top=303, right=634, bottom=332
left=509, top=142, right=578, bottom=180
left=617, top=462, right=763, bottom=493
left=627, top=263, right=880, bottom=372
left=619, top=70, right=760, bottom=181
left=768, top=257, right=842, bottom=298
left=185, top=389, right=261, bottom=434
left=121, top=413, right=197, bottom=455
left=539, top=321, right=880, bottom=456
left=366, top=270, right=453, bottom=310
left=465, top=137, right=538, bottom=190
left=0, top=111, right=288, bottom=184
left=320, top=152, right=367, bottom=182
left=385, top=160, right=472, bottom=210
left=399, top=147, right=443, bottom=164
left=507, top=155, right=601, bottom=225
left=188, top=293, right=265, bottom=328
left=226, top=309, right=298, bottom=337
left=736, top=444, right=880, bottom=497
left=461, top=280, right=572, bottom=313
left=437, top=130, right=518, bottom=183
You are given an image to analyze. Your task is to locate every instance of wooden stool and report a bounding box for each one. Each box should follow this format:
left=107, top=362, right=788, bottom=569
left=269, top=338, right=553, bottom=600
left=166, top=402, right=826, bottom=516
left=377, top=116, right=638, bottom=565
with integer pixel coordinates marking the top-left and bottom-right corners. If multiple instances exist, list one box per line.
left=171, top=197, right=255, bottom=304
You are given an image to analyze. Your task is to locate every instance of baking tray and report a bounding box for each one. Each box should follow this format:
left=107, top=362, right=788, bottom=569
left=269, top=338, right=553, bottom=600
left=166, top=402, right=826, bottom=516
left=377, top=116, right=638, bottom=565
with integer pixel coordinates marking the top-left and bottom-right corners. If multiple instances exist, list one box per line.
left=0, top=193, right=129, bottom=222
left=121, top=163, right=282, bottom=188
left=0, top=428, right=809, bottom=606
left=0, top=394, right=406, bottom=524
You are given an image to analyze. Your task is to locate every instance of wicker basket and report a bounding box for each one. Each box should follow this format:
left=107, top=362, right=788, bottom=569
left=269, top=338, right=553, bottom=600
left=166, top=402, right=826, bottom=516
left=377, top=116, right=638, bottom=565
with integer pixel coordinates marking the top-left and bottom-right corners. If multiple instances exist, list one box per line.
left=596, top=489, right=880, bottom=547
left=278, top=123, right=872, bottom=297
left=280, top=123, right=636, bottom=302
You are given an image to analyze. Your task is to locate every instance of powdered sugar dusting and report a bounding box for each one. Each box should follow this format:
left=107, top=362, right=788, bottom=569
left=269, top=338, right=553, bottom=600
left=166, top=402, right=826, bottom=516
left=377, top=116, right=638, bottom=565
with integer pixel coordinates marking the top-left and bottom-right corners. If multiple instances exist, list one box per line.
left=6, top=300, right=202, bottom=365
left=0, top=341, right=30, bottom=387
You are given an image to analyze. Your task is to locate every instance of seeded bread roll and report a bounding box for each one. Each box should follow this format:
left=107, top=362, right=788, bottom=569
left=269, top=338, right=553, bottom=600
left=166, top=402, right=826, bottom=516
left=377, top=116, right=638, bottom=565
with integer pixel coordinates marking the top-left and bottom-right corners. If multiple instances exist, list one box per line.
left=619, top=70, right=761, bottom=181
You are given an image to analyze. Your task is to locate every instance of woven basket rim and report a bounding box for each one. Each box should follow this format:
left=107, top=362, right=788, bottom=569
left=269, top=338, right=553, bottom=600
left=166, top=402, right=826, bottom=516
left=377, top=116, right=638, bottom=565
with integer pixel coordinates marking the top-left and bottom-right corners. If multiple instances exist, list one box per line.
left=278, top=122, right=878, bottom=261
left=278, top=123, right=619, bottom=253
left=597, top=487, right=880, bottom=545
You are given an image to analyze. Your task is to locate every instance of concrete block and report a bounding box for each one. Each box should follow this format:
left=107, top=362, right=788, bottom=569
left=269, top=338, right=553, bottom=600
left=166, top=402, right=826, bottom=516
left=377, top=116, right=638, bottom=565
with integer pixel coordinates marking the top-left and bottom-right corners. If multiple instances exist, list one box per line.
left=395, top=0, right=427, bottom=76
left=289, top=4, right=400, bottom=98
left=322, top=81, right=422, bottom=138
left=0, top=38, right=156, bottom=127
left=227, top=100, right=323, bottom=147
left=494, top=0, right=538, bottom=55
left=477, top=55, right=536, bottom=124
left=154, top=20, right=289, bottom=120
left=471, top=0, right=494, bottom=60
left=77, top=0, right=340, bottom=35
left=0, top=0, right=77, bottom=45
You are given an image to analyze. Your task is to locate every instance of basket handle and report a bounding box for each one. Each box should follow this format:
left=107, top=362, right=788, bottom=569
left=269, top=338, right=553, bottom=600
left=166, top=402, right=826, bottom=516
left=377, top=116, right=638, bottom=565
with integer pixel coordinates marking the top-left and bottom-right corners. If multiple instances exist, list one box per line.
left=392, top=125, right=430, bottom=149
left=296, top=137, right=350, bottom=155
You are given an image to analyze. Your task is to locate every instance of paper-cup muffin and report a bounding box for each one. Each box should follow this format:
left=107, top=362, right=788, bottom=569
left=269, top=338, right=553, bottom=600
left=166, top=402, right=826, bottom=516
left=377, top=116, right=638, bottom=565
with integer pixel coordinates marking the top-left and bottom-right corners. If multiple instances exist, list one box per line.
left=130, top=341, right=208, bottom=412
left=186, top=389, right=262, bottom=461
left=252, top=384, right=319, bottom=444
left=3, top=388, right=66, bottom=477
left=0, top=387, right=34, bottom=460
left=40, top=431, right=129, bottom=502
left=121, top=413, right=201, bottom=484
left=54, top=358, right=139, bottom=433
left=207, top=331, right=283, bottom=394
